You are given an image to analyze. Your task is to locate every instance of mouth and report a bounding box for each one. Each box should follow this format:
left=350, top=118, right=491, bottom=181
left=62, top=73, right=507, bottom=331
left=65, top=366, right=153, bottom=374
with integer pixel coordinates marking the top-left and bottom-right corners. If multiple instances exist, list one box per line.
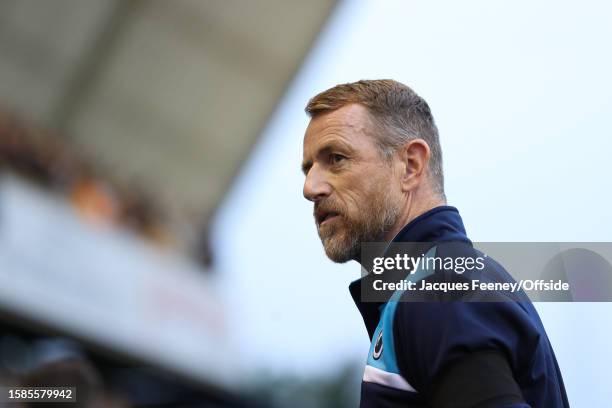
left=316, top=210, right=340, bottom=227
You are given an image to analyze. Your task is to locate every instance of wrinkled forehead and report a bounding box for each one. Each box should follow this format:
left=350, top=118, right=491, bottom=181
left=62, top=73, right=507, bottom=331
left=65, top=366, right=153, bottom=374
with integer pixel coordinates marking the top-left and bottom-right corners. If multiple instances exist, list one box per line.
left=303, top=104, right=376, bottom=153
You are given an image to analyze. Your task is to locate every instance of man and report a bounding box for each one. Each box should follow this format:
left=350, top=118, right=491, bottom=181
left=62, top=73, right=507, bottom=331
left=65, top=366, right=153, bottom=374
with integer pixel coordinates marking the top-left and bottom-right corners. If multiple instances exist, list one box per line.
left=301, top=80, right=569, bottom=407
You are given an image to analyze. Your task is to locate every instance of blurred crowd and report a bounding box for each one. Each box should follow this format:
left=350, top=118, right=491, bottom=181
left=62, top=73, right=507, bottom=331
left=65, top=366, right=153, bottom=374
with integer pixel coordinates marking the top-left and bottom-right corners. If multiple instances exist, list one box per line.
left=0, top=111, right=173, bottom=247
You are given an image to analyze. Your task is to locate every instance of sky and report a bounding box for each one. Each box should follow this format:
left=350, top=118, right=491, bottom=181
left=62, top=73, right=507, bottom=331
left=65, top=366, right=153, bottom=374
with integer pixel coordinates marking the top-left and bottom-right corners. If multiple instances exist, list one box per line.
left=212, top=1, right=612, bottom=405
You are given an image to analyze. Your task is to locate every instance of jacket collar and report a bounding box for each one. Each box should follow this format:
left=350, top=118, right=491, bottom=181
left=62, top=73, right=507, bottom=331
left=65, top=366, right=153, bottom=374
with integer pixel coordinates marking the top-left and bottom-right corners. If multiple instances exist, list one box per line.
left=348, top=205, right=470, bottom=339
left=389, top=205, right=470, bottom=244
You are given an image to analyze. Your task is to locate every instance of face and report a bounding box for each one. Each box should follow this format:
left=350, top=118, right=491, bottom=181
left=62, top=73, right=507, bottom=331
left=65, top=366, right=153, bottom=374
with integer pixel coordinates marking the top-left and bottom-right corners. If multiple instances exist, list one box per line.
left=302, top=104, right=403, bottom=263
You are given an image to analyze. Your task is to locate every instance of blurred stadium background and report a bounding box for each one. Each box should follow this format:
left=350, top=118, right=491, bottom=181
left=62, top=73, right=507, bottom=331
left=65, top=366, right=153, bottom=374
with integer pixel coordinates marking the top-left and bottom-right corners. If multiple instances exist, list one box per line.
left=0, top=0, right=352, bottom=406
left=2, top=0, right=612, bottom=407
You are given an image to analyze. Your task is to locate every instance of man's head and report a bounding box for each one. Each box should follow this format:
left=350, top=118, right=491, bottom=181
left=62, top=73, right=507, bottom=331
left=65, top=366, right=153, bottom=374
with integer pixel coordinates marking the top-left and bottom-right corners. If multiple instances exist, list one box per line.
left=302, top=79, right=445, bottom=263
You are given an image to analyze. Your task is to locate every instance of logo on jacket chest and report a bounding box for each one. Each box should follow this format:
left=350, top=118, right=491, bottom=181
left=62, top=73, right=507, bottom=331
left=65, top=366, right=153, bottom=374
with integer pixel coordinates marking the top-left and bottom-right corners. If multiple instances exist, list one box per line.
left=373, top=330, right=383, bottom=360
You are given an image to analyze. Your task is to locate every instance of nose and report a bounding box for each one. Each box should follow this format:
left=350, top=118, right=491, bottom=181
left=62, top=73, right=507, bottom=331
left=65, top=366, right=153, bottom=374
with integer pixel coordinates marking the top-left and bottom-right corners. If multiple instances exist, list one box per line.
left=303, top=165, right=332, bottom=202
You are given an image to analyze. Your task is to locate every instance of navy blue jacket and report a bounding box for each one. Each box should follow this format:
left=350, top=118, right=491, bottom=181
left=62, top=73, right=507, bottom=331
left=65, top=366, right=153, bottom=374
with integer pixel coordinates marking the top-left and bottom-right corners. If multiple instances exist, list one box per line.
left=350, top=206, right=569, bottom=407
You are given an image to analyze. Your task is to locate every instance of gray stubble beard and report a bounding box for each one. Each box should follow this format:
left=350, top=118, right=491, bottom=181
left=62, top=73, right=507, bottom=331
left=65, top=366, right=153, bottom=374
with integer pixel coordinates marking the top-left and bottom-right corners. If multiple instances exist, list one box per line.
left=319, top=189, right=401, bottom=263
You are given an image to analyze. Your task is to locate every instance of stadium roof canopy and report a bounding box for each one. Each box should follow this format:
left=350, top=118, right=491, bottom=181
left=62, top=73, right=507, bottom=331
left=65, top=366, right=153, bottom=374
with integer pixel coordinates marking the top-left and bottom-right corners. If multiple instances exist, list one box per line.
left=0, top=0, right=336, bottom=223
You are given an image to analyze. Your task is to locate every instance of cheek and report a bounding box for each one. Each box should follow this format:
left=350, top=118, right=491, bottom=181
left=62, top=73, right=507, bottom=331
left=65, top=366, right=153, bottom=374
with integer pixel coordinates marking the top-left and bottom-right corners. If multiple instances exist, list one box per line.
left=333, top=163, right=393, bottom=215
left=337, top=180, right=374, bottom=219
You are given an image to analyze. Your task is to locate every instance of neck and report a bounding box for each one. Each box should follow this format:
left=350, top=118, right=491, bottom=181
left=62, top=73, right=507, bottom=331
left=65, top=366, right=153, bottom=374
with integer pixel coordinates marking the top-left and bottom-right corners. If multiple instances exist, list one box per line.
left=383, top=190, right=445, bottom=242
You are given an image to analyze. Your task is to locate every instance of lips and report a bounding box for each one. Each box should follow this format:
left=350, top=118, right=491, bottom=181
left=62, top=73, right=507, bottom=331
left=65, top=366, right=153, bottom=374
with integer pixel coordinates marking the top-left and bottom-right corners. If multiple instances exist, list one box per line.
left=315, top=208, right=341, bottom=227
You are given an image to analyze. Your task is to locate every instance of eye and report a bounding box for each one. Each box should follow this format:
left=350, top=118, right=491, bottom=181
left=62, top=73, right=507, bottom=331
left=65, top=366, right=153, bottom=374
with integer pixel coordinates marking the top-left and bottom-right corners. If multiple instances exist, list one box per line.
left=329, top=153, right=346, bottom=165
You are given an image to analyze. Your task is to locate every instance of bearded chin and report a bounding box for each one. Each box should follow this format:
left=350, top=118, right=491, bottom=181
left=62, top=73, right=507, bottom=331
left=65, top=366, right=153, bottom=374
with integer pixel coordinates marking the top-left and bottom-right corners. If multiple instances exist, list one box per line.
left=321, top=227, right=360, bottom=263
left=320, top=195, right=401, bottom=264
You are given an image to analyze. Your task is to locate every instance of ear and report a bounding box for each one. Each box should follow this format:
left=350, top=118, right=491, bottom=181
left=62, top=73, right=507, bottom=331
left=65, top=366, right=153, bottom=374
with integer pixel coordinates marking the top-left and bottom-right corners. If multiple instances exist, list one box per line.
left=397, top=139, right=431, bottom=192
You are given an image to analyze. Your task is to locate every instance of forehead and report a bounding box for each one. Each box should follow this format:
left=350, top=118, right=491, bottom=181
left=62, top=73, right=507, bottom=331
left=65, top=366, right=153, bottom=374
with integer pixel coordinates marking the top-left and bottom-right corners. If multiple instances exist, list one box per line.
left=303, top=104, right=377, bottom=153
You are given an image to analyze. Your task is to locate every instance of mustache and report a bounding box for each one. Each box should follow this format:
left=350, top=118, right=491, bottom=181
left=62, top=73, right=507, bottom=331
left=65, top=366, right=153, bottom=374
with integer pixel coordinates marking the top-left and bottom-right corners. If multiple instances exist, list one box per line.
left=314, top=201, right=344, bottom=214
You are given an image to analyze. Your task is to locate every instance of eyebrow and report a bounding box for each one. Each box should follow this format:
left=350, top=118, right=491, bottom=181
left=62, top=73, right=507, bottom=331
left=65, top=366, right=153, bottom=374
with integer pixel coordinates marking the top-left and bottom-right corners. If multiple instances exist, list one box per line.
left=301, top=140, right=354, bottom=175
